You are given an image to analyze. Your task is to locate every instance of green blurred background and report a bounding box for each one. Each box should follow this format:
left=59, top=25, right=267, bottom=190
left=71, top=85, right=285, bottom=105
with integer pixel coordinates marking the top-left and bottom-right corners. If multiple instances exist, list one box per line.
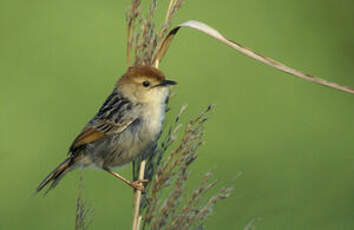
left=0, top=0, right=353, bottom=229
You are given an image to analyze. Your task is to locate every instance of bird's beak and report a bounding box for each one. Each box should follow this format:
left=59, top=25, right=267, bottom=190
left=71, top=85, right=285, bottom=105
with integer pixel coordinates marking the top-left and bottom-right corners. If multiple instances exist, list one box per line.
left=155, top=80, right=177, bottom=87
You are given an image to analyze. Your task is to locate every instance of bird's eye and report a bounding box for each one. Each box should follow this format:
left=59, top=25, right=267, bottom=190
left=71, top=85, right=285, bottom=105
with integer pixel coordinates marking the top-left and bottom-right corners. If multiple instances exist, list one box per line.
left=142, top=81, right=150, bottom=87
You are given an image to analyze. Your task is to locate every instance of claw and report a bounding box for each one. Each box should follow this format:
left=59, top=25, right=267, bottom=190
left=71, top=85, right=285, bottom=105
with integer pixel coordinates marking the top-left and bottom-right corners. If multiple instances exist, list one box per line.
left=131, top=181, right=145, bottom=192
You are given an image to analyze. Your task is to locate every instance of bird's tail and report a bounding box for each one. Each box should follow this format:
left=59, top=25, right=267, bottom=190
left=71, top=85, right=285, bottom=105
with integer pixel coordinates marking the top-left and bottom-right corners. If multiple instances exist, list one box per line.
left=36, top=156, right=79, bottom=194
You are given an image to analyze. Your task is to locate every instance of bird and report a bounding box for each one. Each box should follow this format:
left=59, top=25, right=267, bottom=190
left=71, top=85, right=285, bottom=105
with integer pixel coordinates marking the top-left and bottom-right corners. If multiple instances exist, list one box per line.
left=36, top=65, right=177, bottom=193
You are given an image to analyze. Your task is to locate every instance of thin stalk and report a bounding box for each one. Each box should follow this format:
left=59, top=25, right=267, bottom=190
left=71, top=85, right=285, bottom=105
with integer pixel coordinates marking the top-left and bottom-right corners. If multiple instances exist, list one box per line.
left=132, top=160, right=146, bottom=230
left=153, top=20, right=354, bottom=95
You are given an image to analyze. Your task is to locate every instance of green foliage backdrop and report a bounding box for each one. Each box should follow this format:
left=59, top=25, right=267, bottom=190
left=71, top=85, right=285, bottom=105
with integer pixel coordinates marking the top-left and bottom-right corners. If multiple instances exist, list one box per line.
left=0, top=0, right=353, bottom=229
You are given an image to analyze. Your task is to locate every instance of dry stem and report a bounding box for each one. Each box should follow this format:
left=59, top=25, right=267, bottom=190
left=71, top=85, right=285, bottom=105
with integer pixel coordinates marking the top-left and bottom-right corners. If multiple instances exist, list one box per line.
left=153, top=20, right=354, bottom=94
left=132, top=160, right=146, bottom=230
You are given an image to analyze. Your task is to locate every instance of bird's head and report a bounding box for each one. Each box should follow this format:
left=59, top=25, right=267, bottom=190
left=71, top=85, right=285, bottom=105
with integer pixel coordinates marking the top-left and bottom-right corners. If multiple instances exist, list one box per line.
left=117, top=65, right=177, bottom=104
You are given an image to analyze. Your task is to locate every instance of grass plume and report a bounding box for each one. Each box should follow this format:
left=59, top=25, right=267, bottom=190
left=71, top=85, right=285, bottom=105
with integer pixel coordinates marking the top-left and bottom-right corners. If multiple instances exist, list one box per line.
left=125, top=0, right=183, bottom=67
left=134, top=104, right=234, bottom=230
left=74, top=173, right=94, bottom=230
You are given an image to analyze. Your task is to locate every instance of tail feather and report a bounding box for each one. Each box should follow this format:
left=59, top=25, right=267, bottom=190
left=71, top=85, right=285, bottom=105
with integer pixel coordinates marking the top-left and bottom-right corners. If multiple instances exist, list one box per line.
left=36, top=157, right=77, bottom=194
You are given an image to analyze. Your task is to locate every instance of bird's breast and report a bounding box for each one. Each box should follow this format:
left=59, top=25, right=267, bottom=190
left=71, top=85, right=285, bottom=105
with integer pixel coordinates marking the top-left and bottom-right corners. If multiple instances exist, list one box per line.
left=84, top=92, right=168, bottom=168
left=99, top=101, right=165, bottom=167
left=140, top=103, right=165, bottom=138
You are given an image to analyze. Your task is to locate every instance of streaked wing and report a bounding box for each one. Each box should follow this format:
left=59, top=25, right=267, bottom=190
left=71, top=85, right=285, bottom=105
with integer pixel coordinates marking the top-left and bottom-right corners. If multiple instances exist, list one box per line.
left=69, top=88, right=140, bottom=152
left=70, top=127, right=105, bottom=151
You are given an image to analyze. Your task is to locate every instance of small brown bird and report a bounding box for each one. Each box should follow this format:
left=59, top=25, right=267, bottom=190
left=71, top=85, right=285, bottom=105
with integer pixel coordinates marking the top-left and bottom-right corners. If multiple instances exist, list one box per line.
left=37, top=65, right=176, bottom=193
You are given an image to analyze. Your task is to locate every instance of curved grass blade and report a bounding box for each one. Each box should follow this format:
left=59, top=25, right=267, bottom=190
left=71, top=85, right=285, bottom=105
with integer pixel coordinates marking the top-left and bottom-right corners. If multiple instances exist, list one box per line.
left=153, top=20, right=354, bottom=94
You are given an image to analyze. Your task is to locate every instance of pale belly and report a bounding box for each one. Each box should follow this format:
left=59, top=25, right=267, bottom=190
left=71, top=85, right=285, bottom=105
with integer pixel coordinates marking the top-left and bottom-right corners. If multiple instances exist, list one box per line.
left=78, top=90, right=167, bottom=169
left=80, top=119, right=160, bottom=168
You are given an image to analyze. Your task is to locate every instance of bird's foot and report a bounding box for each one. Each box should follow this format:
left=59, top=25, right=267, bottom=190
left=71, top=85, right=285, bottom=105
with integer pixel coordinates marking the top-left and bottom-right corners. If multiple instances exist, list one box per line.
left=130, top=179, right=148, bottom=192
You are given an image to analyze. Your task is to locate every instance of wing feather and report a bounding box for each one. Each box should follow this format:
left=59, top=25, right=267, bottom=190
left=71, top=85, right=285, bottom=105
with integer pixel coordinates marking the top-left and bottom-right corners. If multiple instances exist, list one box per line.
left=69, top=88, right=140, bottom=152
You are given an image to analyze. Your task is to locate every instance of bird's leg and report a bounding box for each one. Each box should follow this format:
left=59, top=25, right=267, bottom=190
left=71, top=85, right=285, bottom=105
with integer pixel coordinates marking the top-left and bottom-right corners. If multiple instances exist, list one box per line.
left=103, top=167, right=148, bottom=192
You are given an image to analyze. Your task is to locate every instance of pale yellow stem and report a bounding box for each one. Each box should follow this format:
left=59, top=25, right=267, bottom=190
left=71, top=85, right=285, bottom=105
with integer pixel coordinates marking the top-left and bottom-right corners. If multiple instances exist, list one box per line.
left=132, top=160, right=146, bottom=230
